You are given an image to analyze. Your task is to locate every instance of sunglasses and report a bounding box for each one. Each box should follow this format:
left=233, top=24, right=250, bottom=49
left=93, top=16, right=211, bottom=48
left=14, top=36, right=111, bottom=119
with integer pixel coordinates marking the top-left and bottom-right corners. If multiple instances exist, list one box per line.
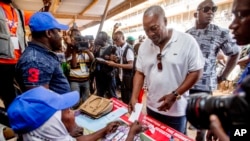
left=198, top=6, right=217, bottom=13
left=157, top=53, right=162, bottom=71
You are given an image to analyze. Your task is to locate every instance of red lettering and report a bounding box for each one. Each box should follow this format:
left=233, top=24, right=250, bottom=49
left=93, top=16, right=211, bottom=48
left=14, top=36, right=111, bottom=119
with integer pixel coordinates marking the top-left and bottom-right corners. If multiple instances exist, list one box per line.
left=28, top=68, right=39, bottom=82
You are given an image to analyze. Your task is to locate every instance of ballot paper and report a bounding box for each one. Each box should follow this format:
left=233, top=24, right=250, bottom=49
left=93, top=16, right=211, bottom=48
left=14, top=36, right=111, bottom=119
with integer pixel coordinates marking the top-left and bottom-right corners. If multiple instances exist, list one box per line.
left=128, top=103, right=143, bottom=122
left=76, top=107, right=128, bottom=131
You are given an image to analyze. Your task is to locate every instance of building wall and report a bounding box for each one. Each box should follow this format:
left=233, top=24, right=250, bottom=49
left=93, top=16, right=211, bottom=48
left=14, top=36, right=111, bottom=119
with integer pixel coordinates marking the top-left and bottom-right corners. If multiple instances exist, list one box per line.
left=114, top=0, right=233, bottom=38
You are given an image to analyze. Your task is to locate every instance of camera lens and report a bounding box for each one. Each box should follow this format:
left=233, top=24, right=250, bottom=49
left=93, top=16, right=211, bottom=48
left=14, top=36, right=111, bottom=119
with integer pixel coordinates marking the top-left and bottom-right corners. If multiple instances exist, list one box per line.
left=186, top=93, right=234, bottom=130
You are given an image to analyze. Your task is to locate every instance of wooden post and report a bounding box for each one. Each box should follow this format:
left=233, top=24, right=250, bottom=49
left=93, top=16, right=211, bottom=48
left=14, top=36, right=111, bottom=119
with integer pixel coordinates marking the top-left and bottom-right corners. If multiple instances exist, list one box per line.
left=96, top=0, right=111, bottom=38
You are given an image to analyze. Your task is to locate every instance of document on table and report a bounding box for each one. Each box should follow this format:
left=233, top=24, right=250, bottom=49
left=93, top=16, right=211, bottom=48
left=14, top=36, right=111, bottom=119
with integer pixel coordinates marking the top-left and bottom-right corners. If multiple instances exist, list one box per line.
left=76, top=107, right=128, bottom=131
left=128, top=103, right=143, bottom=122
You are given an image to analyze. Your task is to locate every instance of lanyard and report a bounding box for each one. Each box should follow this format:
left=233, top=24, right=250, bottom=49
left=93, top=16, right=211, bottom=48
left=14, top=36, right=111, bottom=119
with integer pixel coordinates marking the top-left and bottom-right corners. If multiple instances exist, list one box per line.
left=78, top=53, right=86, bottom=63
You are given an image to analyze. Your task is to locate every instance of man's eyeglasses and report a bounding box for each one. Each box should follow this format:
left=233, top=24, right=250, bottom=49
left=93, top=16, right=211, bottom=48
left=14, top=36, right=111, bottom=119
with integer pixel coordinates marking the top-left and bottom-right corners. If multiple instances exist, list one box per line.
left=157, top=53, right=162, bottom=71
left=198, top=6, right=217, bottom=13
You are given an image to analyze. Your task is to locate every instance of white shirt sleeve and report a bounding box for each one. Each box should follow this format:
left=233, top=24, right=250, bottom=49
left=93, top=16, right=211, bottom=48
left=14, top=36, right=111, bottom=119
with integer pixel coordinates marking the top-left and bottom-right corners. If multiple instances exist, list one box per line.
left=126, top=48, right=134, bottom=62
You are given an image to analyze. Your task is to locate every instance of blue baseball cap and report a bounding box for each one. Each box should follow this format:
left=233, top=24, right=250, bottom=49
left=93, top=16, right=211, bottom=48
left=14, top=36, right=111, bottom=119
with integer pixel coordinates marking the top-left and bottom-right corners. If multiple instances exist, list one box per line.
left=29, top=12, right=69, bottom=32
left=7, top=86, right=79, bottom=133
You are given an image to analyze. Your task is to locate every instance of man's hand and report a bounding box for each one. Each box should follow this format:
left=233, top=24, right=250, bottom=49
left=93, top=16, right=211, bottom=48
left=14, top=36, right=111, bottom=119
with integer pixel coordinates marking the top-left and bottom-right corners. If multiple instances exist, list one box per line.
left=41, top=0, right=51, bottom=12
left=110, top=54, right=119, bottom=62
left=114, top=23, right=120, bottom=30
left=106, top=60, right=116, bottom=67
left=128, top=97, right=138, bottom=114
left=69, top=125, right=83, bottom=137
left=157, top=93, right=176, bottom=112
left=206, top=115, right=229, bottom=141
left=63, top=35, right=72, bottom=45
left=104, top=121, right=121, bottom=134
left=128, top=121, right=148, bottom=135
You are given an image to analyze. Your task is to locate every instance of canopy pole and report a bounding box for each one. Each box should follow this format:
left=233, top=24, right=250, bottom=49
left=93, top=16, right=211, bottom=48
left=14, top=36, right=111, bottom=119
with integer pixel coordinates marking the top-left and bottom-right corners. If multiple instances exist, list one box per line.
left=96, top=0, right=111, bottom=38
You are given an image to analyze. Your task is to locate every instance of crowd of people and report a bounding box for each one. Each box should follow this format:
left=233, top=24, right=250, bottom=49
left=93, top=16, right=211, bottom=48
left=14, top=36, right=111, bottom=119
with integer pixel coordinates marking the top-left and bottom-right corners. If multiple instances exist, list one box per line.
left=0, top=0, right=250, bottom=140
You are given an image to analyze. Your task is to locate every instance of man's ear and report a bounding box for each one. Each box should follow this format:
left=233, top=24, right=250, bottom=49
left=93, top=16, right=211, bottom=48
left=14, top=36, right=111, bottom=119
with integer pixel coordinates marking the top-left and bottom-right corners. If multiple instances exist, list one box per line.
left=194, top=12, right=198, bottom=18
left=45, top=30, right=52, bottom=38
left=164, top=17, right=167, bottom=26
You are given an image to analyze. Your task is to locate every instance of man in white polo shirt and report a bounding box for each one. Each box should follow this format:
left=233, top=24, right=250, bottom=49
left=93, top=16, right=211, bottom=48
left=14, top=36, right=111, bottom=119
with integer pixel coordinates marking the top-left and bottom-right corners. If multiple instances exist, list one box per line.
left=128, top=5, right=204, bottom=133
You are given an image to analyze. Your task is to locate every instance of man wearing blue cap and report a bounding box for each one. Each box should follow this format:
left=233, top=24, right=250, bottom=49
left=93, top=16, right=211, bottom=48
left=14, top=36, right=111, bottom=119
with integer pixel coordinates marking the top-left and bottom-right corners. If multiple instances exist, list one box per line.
left=7, top=86, right=145, bottom=140
left=15, top=12, right=71, bottom=94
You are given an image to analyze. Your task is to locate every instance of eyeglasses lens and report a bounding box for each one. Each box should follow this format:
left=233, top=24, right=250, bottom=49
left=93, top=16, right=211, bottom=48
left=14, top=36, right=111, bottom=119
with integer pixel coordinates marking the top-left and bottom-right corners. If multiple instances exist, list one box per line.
left=157, top=53, right=162, bottom=70
left=202, top=6, right=217, bottom=13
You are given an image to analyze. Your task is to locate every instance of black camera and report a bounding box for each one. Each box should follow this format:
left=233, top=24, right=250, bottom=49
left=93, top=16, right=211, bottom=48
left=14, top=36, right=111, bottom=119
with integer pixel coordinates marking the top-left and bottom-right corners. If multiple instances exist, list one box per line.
left=70, top=23, right=89, bottom=51
left=186, top=76, right=250, bottom=132
left=186, top=93, right=249, bottom=132
left=85, top=35, right=94, bottom=41
left=74, top=35, right=89, bottom=51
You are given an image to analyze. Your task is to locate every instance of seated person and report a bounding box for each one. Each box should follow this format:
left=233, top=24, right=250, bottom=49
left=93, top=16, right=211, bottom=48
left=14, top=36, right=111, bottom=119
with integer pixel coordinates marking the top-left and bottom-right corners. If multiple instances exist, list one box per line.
left=7, top=86, right=145, bottom=141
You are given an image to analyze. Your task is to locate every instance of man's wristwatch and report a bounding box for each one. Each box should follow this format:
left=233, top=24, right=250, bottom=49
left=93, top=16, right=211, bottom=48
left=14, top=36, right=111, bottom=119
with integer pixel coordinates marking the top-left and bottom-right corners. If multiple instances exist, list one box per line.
left=172, top=91, right=181, bottom=100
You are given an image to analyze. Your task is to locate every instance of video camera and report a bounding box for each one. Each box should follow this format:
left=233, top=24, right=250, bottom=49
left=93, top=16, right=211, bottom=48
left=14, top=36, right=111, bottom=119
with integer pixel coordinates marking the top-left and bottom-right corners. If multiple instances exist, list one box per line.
left=73, top=35, right=89, bottom=51
left=186, top=76, right=250, bottom=133
left=70, top=23, right=89, bottom=51
left=85, top=35, right=94, bottom=41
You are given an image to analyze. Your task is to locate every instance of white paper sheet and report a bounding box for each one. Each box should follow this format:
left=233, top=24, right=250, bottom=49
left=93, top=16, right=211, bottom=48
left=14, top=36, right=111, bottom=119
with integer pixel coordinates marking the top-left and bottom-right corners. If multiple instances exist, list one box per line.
left=128, top=103, right=143, bottom=122
left=76, top=107, right=128, bottom=131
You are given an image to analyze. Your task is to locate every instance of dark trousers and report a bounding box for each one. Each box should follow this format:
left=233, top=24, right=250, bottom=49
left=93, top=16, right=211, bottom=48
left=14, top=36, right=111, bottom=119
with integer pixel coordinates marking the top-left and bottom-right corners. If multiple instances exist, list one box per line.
left=95, top=71, right=117, bottom=98
left=0, top=64, right=16, bottom=109
left=147, top=107, right=187, bottom=134
left=0, top=64, right=16, bottom=126
left=120, top=81, right=132, bottom=104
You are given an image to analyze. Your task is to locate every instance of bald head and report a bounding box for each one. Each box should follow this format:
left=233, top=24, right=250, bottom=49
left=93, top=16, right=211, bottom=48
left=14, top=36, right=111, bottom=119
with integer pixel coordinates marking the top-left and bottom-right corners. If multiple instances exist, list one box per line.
left=143, top=5, right=165, bottom=19
left=143, top=5, right=169, bottom=47
left=197, top=0, right=215, bottom=10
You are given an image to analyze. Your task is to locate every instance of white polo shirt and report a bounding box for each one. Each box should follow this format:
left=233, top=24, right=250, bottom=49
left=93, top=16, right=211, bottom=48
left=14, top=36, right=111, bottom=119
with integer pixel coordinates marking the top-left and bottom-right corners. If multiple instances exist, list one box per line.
left=136, top=29, right=204, bottom=116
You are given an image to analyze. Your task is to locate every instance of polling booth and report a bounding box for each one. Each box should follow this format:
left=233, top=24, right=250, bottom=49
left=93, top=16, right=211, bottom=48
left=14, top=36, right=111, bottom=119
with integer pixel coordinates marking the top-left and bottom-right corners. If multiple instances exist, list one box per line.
left=76, top=98, right=194, bottom=141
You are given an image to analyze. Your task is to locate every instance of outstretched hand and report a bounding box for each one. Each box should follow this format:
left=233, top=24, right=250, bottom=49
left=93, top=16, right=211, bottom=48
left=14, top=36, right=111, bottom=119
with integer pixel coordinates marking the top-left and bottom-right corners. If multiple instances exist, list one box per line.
left=129, top=120, right=148, bottom=135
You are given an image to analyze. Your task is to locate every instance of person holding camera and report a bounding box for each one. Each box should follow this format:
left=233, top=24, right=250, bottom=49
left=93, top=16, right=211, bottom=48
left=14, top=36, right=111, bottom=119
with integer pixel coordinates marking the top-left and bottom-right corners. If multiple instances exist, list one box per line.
left=209, top=0, right=250, bottom=140
left=186, top=0, right=240, bottom=140
left=186, top=0, right=250, bottom=140
left=64, top=24, right=94, bottom=108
